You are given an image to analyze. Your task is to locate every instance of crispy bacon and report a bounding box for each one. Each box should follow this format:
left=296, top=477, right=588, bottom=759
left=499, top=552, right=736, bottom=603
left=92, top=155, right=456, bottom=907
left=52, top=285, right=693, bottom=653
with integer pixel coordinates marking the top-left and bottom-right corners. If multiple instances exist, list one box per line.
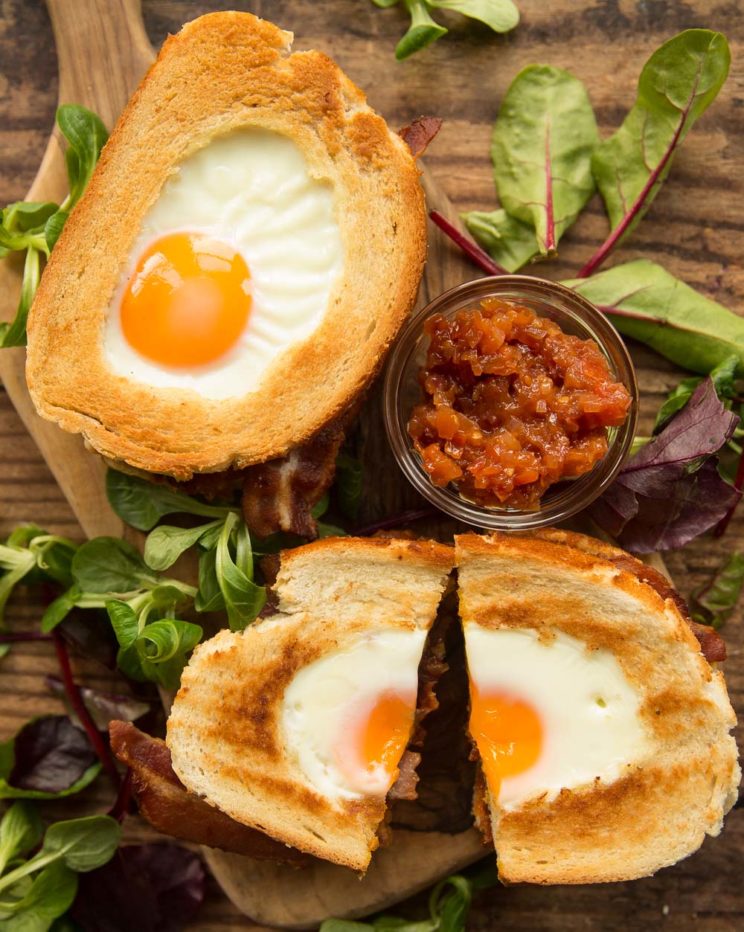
left=388, top=751, right=421, bottom=802
left=109, top=721, right=305, bottom=863
left=391, top=595, right=477, bottom=834
left=170, top=419, right=347, bottom=540
left=241, top=422, right=345, bottom=539
left=399, top=117, right=443, bottom=159
left=689, top=620, right=727, bottom=663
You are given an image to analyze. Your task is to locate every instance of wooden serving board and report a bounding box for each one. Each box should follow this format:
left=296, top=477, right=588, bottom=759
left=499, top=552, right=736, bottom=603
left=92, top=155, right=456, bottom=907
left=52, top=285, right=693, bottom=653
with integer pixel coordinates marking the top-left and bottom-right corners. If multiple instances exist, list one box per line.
left=3, top=3, right=743, bottom=931
left=0, top=0, right=486, bottom=926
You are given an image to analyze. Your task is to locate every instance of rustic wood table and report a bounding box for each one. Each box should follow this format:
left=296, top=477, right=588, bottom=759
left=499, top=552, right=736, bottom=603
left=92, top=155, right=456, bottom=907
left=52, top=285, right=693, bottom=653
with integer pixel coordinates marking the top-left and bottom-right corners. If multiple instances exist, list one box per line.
left=1, top=0, right=743, bottom=928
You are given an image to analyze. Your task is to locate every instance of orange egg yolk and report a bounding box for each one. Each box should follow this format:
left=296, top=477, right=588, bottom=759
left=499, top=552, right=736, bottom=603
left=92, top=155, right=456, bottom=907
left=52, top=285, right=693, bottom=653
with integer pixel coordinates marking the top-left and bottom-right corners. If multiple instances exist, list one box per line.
left=340, top=690, right=416, bottom=793
left=120, top=231, right=251, bottom=367
left=361, top=691, right=415, bottom=776
left=469, top=687, right=543, bottom=798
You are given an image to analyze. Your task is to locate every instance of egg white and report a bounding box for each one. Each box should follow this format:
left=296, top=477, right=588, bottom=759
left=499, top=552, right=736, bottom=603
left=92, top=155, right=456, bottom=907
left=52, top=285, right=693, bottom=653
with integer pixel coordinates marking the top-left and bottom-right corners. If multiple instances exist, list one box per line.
left=464, top=625, right=651, bottom=811
left=281, top=629, right=426, bottom=801
left=104, top=129, right=343, bottom=399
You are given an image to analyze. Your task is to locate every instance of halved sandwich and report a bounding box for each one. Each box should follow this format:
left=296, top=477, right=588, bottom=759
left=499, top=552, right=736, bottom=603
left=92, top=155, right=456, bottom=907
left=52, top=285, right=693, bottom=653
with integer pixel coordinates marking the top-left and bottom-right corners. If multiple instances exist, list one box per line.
left=166, top=537, right=453, bottom=870
left=455, top=530, right=740, bottom=884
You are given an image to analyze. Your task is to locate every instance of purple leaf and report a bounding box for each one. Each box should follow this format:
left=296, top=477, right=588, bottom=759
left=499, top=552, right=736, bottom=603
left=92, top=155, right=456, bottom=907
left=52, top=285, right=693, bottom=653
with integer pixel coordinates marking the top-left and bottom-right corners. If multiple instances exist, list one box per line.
left=9, top=715, right=97, bottom=793
left=58, top=611, right=118, bottom=669
left=45, top=675, right=152, bottom=731
left=72, top=843, right=205, bottom=932
left=590, top=379, right=739, bottom=553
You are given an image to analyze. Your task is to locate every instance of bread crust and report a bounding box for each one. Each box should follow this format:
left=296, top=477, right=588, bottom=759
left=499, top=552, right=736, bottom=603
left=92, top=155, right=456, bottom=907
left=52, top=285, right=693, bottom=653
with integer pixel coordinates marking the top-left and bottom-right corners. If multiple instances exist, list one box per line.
left=26, top=12, right=426, bottom=479
left=166, top=537, right=453, bottom=870
left=455, top=530, right=740, bottom=884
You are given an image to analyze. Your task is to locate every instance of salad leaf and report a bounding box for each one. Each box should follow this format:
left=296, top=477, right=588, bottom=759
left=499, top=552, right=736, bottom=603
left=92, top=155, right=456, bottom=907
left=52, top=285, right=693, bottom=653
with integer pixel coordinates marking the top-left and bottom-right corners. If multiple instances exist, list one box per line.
left=106, top=469, right=233, bottom=532
left=214, top=514, right=266, bottom=630
left=375, top=0, right=518, bottom=61
left=71, top=843, right=205, bottom=932
left=320, top=861, right=495, bottom=931
left=0, top=815, right=119, bottom=931
left=70, top=538, right=157, bottom=595
left=0, top=860, right=78, bottom=925
left=589, top=379, right=739, bottom=552
left=40, top=816, right=120, bottom=873
left=396, top=1, right=447, bottom=60
left=0, top=717, right=100, bottom=801
left=0, top=105, right=107, bottom=347
left=143, top=520, right=222, bottom=572
left=0, top=804, right=43, bottom=876
left=56, top=105, right=108, bottom=210
left=107, top=602, right=202, bottom=691
left=461, top=208, right=539, bottom=272
left=491, top=65, right=598, bottom=255
left=428, top=0, right=518, bottom=33
left=194, top=547, right=224, bottom=613
left=654, top=354, right=739, bottom=432
left=8, top=717, right=97, bottom=796
left=583, top=30, right=730, bottom=276
left=565, top=260, right=744, bottom=376
left=0, top=528, right=76, bottom=626
left=691, top=552, right=744, bottom=629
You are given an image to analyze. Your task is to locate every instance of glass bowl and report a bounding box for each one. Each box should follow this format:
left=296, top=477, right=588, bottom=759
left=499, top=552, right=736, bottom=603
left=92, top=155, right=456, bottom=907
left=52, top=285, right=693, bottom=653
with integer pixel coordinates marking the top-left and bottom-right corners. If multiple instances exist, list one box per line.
left=383, top=275, right=639, bottom=530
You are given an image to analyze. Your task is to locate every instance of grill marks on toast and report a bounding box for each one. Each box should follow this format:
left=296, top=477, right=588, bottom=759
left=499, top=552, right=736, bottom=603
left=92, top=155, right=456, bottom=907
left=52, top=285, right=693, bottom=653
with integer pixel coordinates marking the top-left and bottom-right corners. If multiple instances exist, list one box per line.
left=455, top=530, right=740, bottom=884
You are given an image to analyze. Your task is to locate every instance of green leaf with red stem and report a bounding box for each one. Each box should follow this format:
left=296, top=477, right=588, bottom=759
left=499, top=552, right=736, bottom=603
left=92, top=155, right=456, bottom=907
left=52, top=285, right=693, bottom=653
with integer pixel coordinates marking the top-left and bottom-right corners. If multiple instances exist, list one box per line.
left=581, top=29, right=730, bottom=277
left=491, top=65, right=598, bottom=256
left=564, top=260, right=744, bottom=376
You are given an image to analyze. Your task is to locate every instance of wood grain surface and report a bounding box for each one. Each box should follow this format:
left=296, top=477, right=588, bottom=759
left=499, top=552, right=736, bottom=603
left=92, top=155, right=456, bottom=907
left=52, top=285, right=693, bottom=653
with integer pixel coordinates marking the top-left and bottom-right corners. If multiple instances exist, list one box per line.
left=1, top=0, right=743, bottom=929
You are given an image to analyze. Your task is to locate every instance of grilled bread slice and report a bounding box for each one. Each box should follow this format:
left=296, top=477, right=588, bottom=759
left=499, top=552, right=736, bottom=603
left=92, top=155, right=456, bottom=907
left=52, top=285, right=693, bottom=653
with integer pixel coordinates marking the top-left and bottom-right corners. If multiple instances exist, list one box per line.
left=26, top=12, right=426, bottom=479
left=167, top=537, right=453, bottom=871
left=456, top=530, right=740, bottom=884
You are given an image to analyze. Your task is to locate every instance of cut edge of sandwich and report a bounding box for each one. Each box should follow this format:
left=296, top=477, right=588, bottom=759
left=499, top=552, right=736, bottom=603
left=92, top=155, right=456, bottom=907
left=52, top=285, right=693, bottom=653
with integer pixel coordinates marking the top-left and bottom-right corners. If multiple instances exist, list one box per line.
left=166, top=537, right=453, bottom=871
left=455, top=530, right=741, bottom=885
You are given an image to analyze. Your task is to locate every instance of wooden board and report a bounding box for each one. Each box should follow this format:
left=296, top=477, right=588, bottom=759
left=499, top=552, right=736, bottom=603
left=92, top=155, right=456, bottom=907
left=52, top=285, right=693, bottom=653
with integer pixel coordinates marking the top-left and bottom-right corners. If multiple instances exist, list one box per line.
left=1, top=1, right=742, bottom=929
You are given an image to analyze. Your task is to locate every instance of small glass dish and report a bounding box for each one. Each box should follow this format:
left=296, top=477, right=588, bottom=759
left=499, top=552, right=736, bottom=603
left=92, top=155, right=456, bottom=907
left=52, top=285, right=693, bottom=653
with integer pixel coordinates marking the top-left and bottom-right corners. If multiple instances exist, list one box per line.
left=383, top=275, right=639, bottom=530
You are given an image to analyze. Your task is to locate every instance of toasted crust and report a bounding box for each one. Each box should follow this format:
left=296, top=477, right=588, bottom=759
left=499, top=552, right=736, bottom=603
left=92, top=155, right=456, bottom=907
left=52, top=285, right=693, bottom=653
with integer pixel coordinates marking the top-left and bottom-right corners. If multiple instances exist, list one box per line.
left=455, top=531, right=740, bottom=884
left=166, top=537, right=453, bottom=870
left=26, top=12, right=426, bottom=479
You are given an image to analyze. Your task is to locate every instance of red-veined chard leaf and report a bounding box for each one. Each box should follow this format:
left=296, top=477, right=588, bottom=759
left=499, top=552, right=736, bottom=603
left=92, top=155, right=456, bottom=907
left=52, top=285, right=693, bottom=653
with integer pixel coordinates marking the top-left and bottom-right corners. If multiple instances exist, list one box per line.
left=565, top=260, right=744, bottom=376
left=491, top=65, right=598, bottom=256
left=589, top=378, right=739, bottom=552
left=461, top=208, right=539, bottom=272
left=582, top=29, right=730, bottom=276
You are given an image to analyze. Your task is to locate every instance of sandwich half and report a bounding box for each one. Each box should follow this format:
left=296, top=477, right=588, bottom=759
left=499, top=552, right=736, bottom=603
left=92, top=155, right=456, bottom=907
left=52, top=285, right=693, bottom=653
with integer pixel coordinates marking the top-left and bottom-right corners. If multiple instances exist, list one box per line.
left=455, top=530, right=740, bottom=884
left=167, top=537, right=453, bottom=870
left=27, top=12, right=426, bottom=479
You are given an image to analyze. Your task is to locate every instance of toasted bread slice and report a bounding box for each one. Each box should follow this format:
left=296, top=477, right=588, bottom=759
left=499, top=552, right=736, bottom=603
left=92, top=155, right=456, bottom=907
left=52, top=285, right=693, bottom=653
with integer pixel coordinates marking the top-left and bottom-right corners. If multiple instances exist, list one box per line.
left=455, top=530, right=740, bottom=884
left=167, top=537, right=453, bottom=871
left=26, top=12, right=426, bottom=479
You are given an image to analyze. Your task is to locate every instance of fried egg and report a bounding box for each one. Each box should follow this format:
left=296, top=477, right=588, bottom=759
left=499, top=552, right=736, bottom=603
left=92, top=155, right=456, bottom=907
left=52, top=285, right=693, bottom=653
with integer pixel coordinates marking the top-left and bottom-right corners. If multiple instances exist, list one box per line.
left=281, top=629, right=425, bottom=800
left=464, top=626, right=650, bottom=810
left=104, top=129, right=343, bottom=399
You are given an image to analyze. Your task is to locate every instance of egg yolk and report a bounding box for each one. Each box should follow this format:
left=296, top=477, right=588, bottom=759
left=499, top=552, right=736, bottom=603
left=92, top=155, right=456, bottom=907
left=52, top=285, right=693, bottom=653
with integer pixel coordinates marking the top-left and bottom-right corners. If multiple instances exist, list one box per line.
left=362, top=691, right=415, bottom=775
left=469, top=687, right=543, bottom=798
left=340, top=690, right=416, bottom=794
left=120, top=232, right=251, bottom=367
